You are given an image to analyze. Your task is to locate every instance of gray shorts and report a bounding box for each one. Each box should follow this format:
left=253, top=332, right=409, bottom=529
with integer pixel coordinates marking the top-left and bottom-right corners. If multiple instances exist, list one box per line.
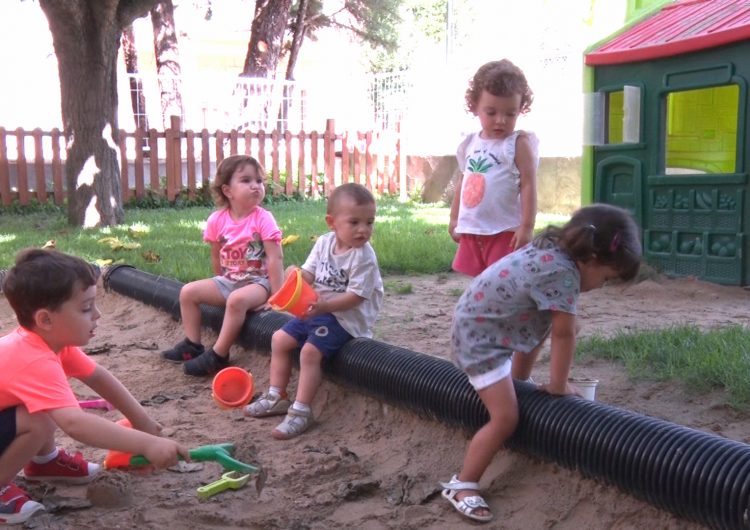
left=212, top=275, right=271, bottom=300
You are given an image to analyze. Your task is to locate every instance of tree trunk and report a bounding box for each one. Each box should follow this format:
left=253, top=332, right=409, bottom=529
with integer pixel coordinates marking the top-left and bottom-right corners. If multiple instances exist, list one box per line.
left=39, top=0, right=157, bottom=227
left=121, top=24, right=150, bottom=132
left=277, top=0, right=309, bottom=130
left=238, top=0, right=292, bottom=130
left=150, top=0, right=184, bottom=128
left=242, top=0, right=293, bottom=78
left=284, top=0, right=309, bottom=81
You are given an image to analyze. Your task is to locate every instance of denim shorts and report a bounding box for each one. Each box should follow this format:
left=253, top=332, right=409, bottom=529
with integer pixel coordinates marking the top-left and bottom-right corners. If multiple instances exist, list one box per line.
left=0, top=406, right=17, bottom=456
left=212, top=275, right=271, bottom=300
left=281, top=314, right=353, bottom=359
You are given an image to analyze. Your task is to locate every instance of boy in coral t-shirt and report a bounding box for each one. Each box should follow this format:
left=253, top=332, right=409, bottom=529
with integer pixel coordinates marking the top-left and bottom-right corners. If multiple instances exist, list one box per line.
left=0, top=249, right=189, bottom=525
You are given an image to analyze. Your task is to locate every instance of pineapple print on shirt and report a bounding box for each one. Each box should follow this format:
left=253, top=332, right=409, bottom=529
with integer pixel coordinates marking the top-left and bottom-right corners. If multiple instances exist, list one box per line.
left=462, top=156, right=493, bottom=208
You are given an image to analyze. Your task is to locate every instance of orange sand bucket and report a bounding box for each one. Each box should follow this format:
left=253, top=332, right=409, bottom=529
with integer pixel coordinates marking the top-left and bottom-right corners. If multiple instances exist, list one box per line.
left=212, top=367, right=254, bottom=409
left=268, top=268, right=318, bottom=318
left=104, top=418, right=137, bottom=470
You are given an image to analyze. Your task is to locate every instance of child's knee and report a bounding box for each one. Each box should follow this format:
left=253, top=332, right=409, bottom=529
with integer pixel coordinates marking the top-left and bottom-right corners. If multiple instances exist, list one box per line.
left=227, top=285, right=266, bottom=312
left=32, top=417, right=56, bottom=440
left=299, top=344, right=324, bottom=367
left=225, top=291, right=246, bottom=312
left=487, top=407, right=519, bottom=432
left=17, top=407, right=55, bottom=439
left=179, top=282, right=198, bottom=303
left=271, top=329, right=295, bottom=351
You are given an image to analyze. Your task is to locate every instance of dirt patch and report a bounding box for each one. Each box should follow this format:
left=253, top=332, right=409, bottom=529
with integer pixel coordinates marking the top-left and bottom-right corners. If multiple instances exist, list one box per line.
left=2, top=272, right=749, bottom=529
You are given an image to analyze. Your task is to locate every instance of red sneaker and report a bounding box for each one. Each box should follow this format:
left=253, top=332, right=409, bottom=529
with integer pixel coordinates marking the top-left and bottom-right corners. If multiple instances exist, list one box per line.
left=23, top=448, right=101, bottom=485
left=0, top=483, right=45, bottom=525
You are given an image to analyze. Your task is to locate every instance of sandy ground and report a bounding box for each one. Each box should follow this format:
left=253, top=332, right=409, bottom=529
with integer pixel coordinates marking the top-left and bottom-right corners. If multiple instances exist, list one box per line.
left=2, top=271, right=750, bottom=529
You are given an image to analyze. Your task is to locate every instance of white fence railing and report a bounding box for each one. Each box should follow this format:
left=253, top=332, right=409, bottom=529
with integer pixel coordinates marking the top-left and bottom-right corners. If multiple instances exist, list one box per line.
left=123, top=73, right=306, bottom=133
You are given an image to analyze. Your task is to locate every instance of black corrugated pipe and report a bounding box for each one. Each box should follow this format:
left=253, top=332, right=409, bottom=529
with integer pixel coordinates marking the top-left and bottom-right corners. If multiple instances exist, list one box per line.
left=103, top=265, right=750, bottom=529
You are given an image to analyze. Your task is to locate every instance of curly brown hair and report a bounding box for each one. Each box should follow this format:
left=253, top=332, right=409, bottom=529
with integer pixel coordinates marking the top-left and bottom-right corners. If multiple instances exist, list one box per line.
left=210, top=155, right=265, bottom=207
left=465, top=59, right=534, bottom=115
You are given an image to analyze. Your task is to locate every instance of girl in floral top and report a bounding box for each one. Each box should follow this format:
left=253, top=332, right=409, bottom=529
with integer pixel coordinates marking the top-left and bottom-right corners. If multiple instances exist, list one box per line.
left=441, top=203, right=642, bottom=523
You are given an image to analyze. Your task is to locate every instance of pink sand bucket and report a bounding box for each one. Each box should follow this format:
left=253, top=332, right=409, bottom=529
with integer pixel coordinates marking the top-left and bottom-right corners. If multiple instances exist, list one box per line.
left=212, top=367, right=254, bottom=409
left=268, top=268, right=318, bottom=318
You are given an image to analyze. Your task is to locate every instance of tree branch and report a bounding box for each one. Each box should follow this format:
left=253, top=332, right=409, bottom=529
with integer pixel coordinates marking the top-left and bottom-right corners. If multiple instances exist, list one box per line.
left=118, top=0, right=160, bottom=28
left=328, top=19, right=391, bottom=48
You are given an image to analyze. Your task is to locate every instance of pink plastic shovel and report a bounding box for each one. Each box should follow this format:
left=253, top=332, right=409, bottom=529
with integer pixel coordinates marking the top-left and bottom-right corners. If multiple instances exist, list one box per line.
left=78, top=398, right=114, bottom=411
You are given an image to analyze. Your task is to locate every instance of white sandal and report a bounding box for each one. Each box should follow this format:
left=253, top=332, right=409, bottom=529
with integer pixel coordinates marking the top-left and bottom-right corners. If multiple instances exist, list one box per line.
left=271, top=407, right=314, bottom=440
left=440, top=474, right=493, bottom=523
left=244, top=393, right=291, bottom=418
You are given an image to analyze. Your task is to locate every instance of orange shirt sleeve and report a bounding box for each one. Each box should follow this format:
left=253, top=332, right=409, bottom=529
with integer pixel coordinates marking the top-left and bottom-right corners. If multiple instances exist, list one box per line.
left=60, top=346, right=97, bottom=379
left=10, top=346, right=96, bottom=414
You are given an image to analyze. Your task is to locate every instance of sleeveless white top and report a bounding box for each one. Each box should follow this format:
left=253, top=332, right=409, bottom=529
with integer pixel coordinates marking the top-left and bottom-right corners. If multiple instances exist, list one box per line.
left=455, top=130, right=540, bottom=236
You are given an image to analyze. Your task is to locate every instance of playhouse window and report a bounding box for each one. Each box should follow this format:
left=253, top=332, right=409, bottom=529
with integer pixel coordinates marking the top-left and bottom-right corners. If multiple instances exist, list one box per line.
left=664, top=84, right=739, bottom=175
left=583, top=86, right=641, bottom=146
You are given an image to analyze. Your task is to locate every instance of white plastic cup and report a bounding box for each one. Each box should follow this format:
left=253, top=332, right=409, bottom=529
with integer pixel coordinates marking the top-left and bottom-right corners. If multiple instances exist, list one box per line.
left=570, top=377, right=599, bottom=401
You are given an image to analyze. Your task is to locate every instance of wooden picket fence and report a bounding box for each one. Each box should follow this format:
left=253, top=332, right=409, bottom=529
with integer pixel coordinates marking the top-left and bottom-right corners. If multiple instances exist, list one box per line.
left=0, top=117, right=403, bottom=207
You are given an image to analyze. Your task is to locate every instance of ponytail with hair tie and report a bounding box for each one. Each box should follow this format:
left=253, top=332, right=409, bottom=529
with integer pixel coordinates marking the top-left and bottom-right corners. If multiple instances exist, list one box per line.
left=609, top=231, right=622, bottom=252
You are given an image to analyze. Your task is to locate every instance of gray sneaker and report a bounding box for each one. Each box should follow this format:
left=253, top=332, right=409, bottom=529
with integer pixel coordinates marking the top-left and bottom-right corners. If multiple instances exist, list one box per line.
left=244, top=393, right=291, bottom=418
left=271, top=407, right=313, bottom=440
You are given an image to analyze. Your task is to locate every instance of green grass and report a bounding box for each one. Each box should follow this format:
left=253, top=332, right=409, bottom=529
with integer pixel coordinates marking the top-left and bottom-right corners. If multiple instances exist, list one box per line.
left=0, top=199, right=567, bottom=281
left=384, top=279, right=413, bottom=295
left=577, top=324, right=750, bottom=407
left=0, top=198, right=460, bottom=280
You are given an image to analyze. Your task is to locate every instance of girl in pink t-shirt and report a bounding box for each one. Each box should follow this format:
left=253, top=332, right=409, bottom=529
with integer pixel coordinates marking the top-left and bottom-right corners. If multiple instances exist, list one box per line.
left=161, top=155, right=284, bottom=376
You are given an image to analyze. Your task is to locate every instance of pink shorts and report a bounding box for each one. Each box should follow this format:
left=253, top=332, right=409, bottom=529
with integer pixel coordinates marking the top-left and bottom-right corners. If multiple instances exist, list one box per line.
left=452, top=231, right=515, bottom=277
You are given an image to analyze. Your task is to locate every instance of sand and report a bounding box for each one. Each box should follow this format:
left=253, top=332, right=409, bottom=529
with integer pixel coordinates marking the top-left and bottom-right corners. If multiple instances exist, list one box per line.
left=2, top=271, right=750, bottom=529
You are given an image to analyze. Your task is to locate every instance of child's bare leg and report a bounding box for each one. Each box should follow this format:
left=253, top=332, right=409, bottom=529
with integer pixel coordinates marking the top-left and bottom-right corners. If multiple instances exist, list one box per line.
left=270, top=341, right=321, bottom=440
left=511, top=328, right=552, bottom=381
left=293, top=343, right=324, bottom=405
left=0, top=407, right=55, bottom=485
left=244, top=330, right=298, bottom=418
left=268, top=330, right=298, bottom=392
left=179, top=279, right=224, bottom=344
left=510, top=345, right=541, bottom=381
left=213, top=284, right=268, bottom=357
left=512, top=319, right=579, bottom=381
left=455, top=377, right=518, bottom=514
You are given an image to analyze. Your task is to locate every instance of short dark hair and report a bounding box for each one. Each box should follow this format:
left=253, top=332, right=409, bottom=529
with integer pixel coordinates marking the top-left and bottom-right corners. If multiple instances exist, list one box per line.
left=326, top=183, right=376, bottom=215
left=210, top=155, right=265, bottom=207
left=3, top=249, right=98, bottom=328
left=465, top=59, right=534, bottom=115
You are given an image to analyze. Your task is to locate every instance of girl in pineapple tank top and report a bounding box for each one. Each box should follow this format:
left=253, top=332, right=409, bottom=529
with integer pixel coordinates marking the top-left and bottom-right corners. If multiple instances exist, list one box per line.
left=449, top=59, right=540, bottom=277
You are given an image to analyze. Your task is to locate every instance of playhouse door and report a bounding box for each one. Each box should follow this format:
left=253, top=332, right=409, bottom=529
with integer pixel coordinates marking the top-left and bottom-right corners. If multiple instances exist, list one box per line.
left=594, top=155, right=642, bottom=223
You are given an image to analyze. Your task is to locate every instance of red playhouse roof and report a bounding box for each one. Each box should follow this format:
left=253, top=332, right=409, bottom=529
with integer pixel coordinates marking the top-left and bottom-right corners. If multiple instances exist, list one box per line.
left=585, top=0, right=750, bottom=66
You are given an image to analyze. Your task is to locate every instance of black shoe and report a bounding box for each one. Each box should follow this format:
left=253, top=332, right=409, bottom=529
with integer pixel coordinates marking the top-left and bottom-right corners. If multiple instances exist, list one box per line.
left=161, top=339, right=204, bottom=363
left=183, top=348, right=229, bottom=377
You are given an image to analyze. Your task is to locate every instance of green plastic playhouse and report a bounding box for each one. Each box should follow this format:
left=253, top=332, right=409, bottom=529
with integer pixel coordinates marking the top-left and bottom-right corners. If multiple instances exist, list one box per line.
left=583, top=0, right=750, bottom=285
